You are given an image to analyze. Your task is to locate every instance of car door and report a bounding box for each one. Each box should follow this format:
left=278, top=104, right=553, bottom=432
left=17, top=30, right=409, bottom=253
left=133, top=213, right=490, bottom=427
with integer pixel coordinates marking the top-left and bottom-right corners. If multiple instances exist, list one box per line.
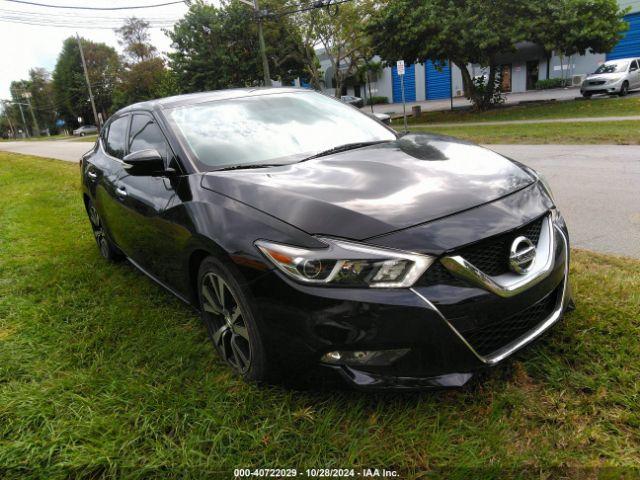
left=91, top=114, right=131, bottom=252
left=113, top=112, right=187, bottom=282
left=630, top=60, right=640, bottom=89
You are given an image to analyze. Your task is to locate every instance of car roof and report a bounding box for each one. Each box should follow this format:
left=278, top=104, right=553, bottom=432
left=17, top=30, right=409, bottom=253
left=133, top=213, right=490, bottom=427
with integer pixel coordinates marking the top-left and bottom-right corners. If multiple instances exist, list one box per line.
left=115, top=87, right=309, bottom=115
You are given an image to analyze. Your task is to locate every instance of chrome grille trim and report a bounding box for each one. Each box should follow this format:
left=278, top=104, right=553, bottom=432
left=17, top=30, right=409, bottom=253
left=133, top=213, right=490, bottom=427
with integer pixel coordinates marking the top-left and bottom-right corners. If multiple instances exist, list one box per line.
left=411, top=224, right=569, bottom=365
left=440, top=214, right=554, bottom=298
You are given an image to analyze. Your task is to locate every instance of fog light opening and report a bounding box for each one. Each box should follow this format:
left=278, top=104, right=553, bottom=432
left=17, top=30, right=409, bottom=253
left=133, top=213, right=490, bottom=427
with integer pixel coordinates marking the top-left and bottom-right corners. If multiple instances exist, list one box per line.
left=321, top=349, right=410, bottom=367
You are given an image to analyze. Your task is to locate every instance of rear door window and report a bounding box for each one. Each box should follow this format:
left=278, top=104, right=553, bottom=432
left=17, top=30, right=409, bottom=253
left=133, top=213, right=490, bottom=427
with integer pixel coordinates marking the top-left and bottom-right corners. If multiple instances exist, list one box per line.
left=104, top=116, right=129, bottom=159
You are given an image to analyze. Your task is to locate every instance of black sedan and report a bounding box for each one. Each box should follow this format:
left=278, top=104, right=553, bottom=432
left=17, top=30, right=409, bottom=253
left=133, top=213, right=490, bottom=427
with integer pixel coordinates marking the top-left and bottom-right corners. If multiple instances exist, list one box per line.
left=80, top=88, right=573, bottom=390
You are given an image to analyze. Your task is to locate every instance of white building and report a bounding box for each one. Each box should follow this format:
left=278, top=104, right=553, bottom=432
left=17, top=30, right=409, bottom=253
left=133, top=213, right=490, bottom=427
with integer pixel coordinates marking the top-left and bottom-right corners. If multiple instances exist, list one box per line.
left=314, top=1, right=640, bottom=103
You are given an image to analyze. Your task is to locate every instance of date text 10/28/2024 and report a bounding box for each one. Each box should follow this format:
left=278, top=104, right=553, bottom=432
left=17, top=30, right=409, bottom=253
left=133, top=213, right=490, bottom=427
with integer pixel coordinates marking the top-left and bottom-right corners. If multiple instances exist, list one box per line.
left=234, top=468, right=399, bottom=477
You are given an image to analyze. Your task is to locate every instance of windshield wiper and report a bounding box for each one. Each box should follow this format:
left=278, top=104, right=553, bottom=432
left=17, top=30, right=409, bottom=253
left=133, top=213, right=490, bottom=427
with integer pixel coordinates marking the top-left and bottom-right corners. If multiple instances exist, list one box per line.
left=299, top=140, right=392, bottom=162
left=216, top=163, right=285, bottom=172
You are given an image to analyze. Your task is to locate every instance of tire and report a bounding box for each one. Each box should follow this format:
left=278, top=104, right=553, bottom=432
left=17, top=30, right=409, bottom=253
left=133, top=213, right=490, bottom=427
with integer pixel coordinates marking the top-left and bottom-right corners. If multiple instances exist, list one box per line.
left=582, top=92, right=592, bottom=99
left=86, top=199, right=123, bottom=262
left=197, top=256, right=272, bottom=383
left=619, top=81, right=629, bottom=97
left=80, top=132, right=86, bottom=137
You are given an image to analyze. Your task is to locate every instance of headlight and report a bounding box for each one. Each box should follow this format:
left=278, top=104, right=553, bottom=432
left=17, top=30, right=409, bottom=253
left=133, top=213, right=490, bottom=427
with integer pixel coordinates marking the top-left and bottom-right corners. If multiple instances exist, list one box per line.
left=537, top=173, right=556, bottom=204
left=255, top=238, right=434, bottom=288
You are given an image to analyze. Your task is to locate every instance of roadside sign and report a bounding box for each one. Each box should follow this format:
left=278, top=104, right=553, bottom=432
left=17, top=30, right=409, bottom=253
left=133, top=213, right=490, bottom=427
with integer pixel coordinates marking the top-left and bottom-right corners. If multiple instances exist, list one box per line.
left=55, top=119, right=65, bottom=127
left=397, top=60, right=407, bottom=132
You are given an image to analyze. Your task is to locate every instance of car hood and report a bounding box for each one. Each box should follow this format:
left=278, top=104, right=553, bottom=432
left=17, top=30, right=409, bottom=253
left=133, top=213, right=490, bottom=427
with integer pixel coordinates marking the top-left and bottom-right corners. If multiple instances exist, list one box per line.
left=586, top=73, right=624, bottom=81
left=200, top=133, right=535, bottom=240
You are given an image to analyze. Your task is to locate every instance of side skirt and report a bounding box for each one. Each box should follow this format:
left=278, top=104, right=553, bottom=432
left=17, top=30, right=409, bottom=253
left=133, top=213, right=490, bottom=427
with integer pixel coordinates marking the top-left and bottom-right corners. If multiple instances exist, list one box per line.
left=126, top=257, right=195, bottom=308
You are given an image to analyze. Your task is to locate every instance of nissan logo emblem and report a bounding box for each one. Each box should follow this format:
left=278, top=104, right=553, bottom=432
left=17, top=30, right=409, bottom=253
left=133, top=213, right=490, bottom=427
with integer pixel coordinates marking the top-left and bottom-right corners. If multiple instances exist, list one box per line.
left=509, top=236, right=536, bottom=274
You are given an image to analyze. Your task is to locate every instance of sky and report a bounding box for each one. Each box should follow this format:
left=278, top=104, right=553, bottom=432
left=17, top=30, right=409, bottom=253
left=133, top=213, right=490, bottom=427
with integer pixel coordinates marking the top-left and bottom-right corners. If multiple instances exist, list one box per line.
left=0, top=0, right=202, bottom=99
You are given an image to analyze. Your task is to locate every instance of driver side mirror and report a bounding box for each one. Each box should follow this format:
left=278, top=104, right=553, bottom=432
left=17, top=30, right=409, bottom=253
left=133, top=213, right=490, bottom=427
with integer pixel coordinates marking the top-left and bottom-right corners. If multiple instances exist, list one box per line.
left=123, top=148, right=165, bottom=174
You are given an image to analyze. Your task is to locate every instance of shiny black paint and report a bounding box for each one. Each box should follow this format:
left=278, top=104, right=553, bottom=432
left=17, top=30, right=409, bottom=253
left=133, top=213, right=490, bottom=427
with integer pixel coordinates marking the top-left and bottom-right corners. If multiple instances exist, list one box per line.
left=80, top=88, right=570, bottom=389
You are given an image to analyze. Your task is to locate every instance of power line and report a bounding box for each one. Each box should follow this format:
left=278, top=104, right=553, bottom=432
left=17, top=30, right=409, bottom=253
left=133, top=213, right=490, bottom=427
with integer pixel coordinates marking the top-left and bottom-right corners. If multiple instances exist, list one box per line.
left=3, top=0, right=188, bottom=10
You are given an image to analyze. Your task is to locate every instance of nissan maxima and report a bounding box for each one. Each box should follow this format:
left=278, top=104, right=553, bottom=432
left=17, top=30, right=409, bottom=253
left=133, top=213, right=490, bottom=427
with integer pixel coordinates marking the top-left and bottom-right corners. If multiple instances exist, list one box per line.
left=80, top=88, right=573, bottom=389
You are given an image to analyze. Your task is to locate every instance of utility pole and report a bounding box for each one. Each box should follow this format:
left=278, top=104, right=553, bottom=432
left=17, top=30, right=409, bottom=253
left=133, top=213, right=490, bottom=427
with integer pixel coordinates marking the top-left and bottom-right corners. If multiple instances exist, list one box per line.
left=17, top=103, right=29, bottom=138
left=239, top=0, right=271, bottom=86
left=23, top=92, right=40, bottom=136
left=76, top=33, right=101, bottom=130
left=1, top=100, right=16, bottom=138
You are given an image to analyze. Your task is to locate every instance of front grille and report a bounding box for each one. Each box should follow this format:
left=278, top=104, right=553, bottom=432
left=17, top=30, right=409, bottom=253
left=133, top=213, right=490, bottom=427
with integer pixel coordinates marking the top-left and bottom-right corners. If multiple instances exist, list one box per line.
left=418, top=215, right=545, bottom=286
left=454, top=285, right=561, bottom=357
left=589, top=80, right=606, bottom=85
left=415, top=261, right=467, bottom=287
left=457, top=216, right=544, bottom=276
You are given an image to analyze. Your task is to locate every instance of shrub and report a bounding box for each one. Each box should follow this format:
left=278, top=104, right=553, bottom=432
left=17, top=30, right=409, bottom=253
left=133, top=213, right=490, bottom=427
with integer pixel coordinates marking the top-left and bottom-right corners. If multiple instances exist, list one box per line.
left=534, top=78, right=567, bottom=90
left=366, top=96, right=388, bottom=105
left=468, top=73, right=505, bottom=111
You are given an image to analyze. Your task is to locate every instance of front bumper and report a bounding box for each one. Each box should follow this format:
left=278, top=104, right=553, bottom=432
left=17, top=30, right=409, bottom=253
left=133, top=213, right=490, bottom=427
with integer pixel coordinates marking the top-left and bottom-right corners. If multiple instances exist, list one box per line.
left=581, top=78, right=624, bottom=94
left=247, top=212, right=572, bottom=390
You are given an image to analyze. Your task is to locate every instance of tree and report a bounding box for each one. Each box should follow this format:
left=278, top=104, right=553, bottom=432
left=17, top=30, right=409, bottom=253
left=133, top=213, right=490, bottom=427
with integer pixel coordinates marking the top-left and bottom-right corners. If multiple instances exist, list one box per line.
left=295, top=0, right=374, bottom=97
left=530, top=0, right=628, bottom=81
left=116, top=17, right=157, bottom=62
left=369, top=0, right=628, bottom=110
left=113, top=17, right=173, bottom=108
left=52, top=37, right=121, bottom=126
left=166, top=0, right=306, bottom=92
left=369, top=0, right=533, bottom=109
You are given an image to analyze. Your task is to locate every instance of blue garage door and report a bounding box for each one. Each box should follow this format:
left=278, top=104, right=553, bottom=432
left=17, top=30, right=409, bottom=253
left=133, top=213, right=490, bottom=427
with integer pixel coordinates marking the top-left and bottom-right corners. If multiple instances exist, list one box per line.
left=425, top=60, right=451, bottom=100
left=607, top=12, right=640, bottom=60
left=392, top=64, right=416, bottom=103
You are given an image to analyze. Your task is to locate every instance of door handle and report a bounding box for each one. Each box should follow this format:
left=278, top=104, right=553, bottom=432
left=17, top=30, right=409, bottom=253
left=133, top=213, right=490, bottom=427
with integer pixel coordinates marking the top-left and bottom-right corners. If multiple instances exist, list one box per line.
left=115, top=186, right=127, bottom=198
left=87, top=171, right=97, bottom=180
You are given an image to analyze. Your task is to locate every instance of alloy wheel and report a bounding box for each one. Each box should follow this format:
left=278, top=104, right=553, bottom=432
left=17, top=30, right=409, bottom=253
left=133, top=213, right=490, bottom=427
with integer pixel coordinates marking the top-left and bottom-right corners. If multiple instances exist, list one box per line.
left=201, top=272, right=252, bottom=374
left=88, top=205, right=110, bottom=259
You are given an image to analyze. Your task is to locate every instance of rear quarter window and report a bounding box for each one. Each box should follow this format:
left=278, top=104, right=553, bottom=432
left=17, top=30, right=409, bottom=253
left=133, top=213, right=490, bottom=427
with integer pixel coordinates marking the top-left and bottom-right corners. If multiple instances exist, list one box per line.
left=104, top=116, right=128, bottom=159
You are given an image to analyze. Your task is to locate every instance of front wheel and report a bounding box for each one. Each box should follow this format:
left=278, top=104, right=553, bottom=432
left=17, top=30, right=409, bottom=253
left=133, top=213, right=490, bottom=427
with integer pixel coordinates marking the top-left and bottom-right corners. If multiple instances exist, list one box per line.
left=619, top=81, right=629, bottom=96
left=582, top=92, right=592, bottom=99
left=197, top=256, right=272, bottom=383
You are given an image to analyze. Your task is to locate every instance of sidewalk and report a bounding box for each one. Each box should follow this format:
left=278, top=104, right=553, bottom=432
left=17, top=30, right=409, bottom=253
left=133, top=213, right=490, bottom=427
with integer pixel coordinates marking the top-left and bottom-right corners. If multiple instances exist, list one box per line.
left=364, top=87, right=583, bottom=115
left=414, top=115, right=640, bottom=128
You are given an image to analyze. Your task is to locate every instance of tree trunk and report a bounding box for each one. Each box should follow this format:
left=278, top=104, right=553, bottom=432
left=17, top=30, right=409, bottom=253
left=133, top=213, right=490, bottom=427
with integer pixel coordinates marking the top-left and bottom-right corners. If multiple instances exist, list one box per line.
left=455, top=61, right=474, bottom=99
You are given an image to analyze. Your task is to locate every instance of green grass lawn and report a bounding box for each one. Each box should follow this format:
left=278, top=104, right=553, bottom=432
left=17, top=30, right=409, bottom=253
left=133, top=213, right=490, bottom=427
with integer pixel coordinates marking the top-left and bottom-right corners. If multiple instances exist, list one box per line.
left=1, top=153, right=639, bottom=478
left=408, top=96, right=640, bottom=125
left=410, top=120, right=640, bottom=145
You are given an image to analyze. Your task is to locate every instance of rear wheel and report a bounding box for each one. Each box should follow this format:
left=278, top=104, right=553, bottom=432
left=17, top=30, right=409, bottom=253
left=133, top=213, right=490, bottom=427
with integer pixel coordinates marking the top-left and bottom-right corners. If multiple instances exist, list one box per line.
left=197, top=256, right=271, bottom=382
left=86, top=200, right=122, bottom=262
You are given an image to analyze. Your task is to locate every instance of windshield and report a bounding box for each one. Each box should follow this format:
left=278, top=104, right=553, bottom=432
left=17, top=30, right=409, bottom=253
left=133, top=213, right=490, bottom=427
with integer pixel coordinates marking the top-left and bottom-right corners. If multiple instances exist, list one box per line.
left=594, top=61, right=629, bottom=74
left=166, top=91, right=396, bottom=170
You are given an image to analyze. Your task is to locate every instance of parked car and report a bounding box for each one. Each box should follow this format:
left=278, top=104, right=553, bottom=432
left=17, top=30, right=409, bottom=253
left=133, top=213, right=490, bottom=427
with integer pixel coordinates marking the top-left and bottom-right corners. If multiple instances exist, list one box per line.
left=369, top=112, right=391, bottom=125
left=73, top=125, right=98, bottom=136
left=340, top=95, right=364, bottom=108
left=581, top=58, right=640, bottom=97
left=80, top=88, right=573, bottom=390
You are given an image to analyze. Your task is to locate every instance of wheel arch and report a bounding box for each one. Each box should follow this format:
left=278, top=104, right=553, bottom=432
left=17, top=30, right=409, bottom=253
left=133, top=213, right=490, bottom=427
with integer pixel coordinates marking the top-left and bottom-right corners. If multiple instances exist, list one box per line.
left=187, top=241, right=230, bottom=305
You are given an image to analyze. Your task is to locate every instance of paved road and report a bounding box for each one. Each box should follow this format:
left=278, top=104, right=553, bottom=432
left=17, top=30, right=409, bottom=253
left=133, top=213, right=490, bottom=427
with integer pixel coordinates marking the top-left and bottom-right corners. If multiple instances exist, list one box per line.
left=1, top=140, right=638, bottom=258
left=489, top=145, right=640, bottom=259
left=0, top=139, right=93, bottom=162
